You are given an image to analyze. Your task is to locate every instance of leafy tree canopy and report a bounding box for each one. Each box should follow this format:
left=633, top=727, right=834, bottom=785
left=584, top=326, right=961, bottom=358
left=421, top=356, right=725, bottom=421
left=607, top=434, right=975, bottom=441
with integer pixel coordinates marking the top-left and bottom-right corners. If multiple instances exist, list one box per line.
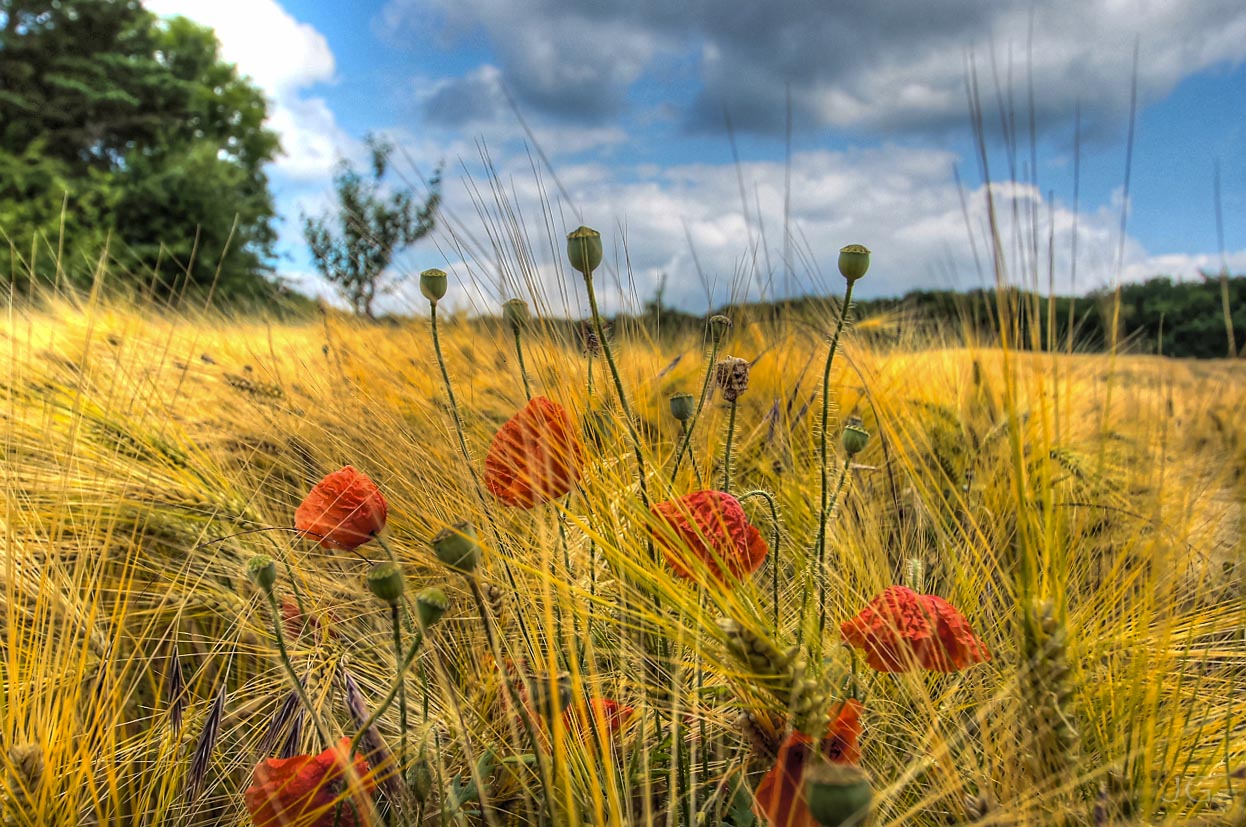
left=1, top=0, right=281, bottom=300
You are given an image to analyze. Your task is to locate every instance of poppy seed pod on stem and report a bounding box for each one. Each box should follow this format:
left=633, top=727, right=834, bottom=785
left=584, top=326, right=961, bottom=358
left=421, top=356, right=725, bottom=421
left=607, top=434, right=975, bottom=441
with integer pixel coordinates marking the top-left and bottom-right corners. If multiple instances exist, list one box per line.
left=366, top=562, right=404, bottom=605
left=415, top=586, right=449, bottom=628
left=247, top=556, right=277, bottom=593
left=709, top=314, right=733, bottom=345
left=837, top=245, right=871, bottom=283
left=566, top=226, right=603, bottom=276
left=431, top=521, right=481, bottom=573
left=841, top=416, right=870, bottom=457
left=669, top=392, right=695, bottom=423
left=804, top=763, right=873, bottom=827
left=503, top=298, right=530, bottom=333
left=420, top=268, right=448, bottom=303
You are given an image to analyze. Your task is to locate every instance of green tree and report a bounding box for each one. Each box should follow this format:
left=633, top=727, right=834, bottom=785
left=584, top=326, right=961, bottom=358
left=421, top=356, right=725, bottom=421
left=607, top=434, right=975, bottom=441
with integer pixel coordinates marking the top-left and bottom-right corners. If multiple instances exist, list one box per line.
left=303, top=135, right=441, bottom=318
left=0, top=0, right=280, bottom=298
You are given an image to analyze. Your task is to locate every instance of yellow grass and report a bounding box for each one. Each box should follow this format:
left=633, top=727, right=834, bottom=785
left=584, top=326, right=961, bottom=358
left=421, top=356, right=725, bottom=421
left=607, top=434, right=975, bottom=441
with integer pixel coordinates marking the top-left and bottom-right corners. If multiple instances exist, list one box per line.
left=1, top=286, right=1243, bottom=826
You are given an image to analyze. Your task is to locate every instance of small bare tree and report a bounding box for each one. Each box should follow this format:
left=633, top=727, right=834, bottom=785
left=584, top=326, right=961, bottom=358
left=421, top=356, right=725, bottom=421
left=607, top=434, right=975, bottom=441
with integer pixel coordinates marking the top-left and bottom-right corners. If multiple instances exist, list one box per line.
left=303, top=134, right=440, bottom=318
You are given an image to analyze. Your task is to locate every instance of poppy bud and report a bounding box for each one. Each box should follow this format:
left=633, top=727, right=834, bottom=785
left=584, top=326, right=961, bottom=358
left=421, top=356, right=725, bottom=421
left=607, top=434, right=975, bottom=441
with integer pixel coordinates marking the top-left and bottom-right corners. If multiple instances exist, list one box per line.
left=837, top=244, right=871, bottom=283
left=420, top=268, right=448, bottom=303
left=841, top=416, right=869, bottom=456
left=708, top=314, right=733, bottom=345
left=366, top=562, right=404, bottom=605
left=715, top=356, right=750, bottom=403
left=566, top=226, right=603, bottom=276
left=431, top=521, right=481, bottom=573
left=804, top=763, right=872, bottom=827
left=415, top=586, right=449, bottom=628
left=669, top=392, right=695, bottom=423
left=247, top=555, right=277, bottom=593
left=408, top=757, right=434, bottom=804
left=503, top=298, right=530, bottom=333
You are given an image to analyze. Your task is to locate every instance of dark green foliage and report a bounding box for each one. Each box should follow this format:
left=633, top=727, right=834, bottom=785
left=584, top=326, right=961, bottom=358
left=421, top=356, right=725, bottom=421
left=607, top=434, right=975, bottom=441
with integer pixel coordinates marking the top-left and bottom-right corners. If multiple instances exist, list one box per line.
left=0, top=0, right=280, bottom=300
left=303, top=135, right=441, bottom=318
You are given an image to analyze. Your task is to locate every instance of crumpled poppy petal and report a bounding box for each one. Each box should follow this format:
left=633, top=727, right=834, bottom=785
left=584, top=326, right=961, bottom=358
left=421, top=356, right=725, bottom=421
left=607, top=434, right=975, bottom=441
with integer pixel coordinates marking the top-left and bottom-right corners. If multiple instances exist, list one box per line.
left=649, top=490, right=769, bottom=582
left=295, top=466, right=387, bottom=551
left=840, top=586, right=989, bottom=673
left=485, top=396, right=584, bottom=508
left=245, top=738, right=375, bottom=827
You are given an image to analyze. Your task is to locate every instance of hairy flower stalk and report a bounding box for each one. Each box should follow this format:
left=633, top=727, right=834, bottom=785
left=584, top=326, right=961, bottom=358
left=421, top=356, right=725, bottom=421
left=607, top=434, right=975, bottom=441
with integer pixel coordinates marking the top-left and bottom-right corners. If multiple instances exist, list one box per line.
left=739, top=489, right=783, bottom=632
left=423, top=270, right=477, bottom=486
left=504, top=298, right=533, bottom=400
left=672, top=315, right=732, bottom=480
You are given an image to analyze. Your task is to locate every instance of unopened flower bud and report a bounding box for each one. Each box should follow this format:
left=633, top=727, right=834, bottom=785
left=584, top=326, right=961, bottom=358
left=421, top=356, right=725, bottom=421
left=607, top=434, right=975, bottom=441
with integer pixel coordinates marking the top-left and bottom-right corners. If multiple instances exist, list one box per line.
left=566, top=226, right=603, bottom=276
left=366, top=562, right=404, bottom=604
left=669, top=392, right=695, bottom=423
left=503, top=298, right=530, bottom=333
left=841, top=416, right=869, bottom=456
left=715, top=356, right=750, bottom=403
left=415, top=586, right=449, bottom=628
left=408, top=757, right=434, bottom=804
left=804, top=763, right=872, bottom=827
left=837, top=245, right=871, bottom=283
left=431, top=521, right=481, bottom=573
left=420, top=268, right=448, bottom=303
left=708, top=314, right=733, bottom=345
left=247, top=555, right=277, bottom=592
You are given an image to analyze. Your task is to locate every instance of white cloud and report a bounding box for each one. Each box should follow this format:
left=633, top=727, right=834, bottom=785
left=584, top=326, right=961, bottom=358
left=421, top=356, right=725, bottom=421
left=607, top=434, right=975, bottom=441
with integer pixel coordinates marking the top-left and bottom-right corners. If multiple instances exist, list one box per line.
left=146, top=0, right=356, bottom=181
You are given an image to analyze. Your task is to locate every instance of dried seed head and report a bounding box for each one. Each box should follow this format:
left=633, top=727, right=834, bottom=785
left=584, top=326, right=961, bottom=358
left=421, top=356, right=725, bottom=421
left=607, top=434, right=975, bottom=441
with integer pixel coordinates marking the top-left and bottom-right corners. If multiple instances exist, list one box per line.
left=186, top=682, right=227, bottom=803
left=715, top=356, right=750, bottom=403
left=567, top=226, right=604, bottom=276
left=837, top=244, right=871, bottom=283
left=580, top=321, right=607, bottom=356
left=431, top=521, right=481, bottom=573
left=342, top=669, right=405, bottom=805
left=708, top=314, right=733, bottom=345
left=7, top=743, right=43, bottom=793
left=420, top=268, right=448, bottom=303
left=415, top=586, right=450, bottom=629
left=366, top=562, right=405, bottom=605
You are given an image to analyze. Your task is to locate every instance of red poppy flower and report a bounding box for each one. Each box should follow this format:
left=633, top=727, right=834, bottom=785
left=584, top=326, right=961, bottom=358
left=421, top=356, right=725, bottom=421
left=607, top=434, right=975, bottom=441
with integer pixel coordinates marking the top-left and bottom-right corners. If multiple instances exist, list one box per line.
left=295, top=466, right=388, bottom=551
left=244, top=738, right=376, bottom=827
left=755, top=701, right=864, bottom=827
left=840, top=586, right=990, bottom=673
left=649, top=490, right=768, bottom=581
left=281, top=597, right=339, bottom=642
left=563, top=697, right=635, bottom=738
left=484, top=396, right=585, bottom=508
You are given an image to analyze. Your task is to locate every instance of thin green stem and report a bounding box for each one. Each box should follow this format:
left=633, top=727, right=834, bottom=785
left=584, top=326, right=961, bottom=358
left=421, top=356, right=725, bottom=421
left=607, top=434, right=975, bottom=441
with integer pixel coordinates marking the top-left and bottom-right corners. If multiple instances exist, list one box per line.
left=349, top=627, right=427, bottom=757
left=390, top=602, right=408, bottom=777
left=814, top=280, right=855, bottom=624
left=430, top=302, right=477, bottom=487
left=513, top=328, right=532, bottom=401
left=817, top=457, right=852, bottom=642
left=738, top=490, right=781, bottom=633
left=721, top=399, right=738, bottom=492
left=264, top=590, right=332, bottom=748
left=680, top=422, right=704, bottom=488
left=671, top=338, right=722, bottom=480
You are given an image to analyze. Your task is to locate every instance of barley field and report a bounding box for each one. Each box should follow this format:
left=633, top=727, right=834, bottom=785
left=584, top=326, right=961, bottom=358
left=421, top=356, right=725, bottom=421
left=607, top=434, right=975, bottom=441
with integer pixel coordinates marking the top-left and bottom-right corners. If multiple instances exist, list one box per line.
left=1, top=255, right=1243, bottom=826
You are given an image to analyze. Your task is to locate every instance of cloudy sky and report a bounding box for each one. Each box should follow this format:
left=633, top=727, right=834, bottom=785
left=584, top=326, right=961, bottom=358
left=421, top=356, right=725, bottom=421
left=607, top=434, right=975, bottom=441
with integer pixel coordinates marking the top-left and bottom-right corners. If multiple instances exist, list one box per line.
left=148, top=0, right=1246, bottom=315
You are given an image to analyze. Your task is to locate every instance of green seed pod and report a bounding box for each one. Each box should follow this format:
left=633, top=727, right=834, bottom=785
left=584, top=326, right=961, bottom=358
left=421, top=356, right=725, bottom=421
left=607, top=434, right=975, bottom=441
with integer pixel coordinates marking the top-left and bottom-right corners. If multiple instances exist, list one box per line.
left=431, top=521, right=481, bottom=573
left=669, top=392, right=695, bottom=423
left=804, top=763, right=872, bottom=827
left=528, top=672, right=572, bottom=719
left=841, top=416, right=870, bottom=456
left=837, top=244, right=871, bottom=283
left=366, top=562, right=404, bottom=605
left=408, top=757, right=434, bottom=804
left=503, top=298, right=530, bottom=333
left=246, top=555, right=277, bottom=592
left=566, top=226, right=603, bottom=276
left=708, top=314, right=733, bottom=345
left=420, top=268, right=448, bottom=303
left=415, top=586, right=450, bottom=628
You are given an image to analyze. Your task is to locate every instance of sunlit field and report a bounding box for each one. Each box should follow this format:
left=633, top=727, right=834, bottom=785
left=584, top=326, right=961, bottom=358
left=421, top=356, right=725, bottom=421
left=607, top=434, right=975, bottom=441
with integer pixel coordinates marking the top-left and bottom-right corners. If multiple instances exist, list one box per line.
left=2, top=245, right=1244, bottom=826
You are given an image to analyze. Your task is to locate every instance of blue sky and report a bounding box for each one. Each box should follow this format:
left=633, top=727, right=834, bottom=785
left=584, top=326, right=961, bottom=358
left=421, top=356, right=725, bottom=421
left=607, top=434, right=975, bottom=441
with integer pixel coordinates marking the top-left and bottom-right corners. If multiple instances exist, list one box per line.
left=149, top=0, right=1246, bottom=315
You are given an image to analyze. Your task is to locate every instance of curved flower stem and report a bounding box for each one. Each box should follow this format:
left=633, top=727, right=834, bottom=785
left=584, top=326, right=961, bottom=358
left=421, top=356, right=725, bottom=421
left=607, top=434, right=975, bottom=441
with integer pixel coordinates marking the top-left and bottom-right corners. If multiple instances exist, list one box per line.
left=513, top=328, right=532, bottom=401
left=738, top=489, right=782, bottom=633
left=465, top=575, right=555, bottom=824
left=348, top=627, right=426, bottom=757
left=816, top=456, right=852, bottom=646
left=680, top=423, right=704, bottom=488
left=430, top=302, right=478, bottom=487
left=263, top=590, right=333, bottom=748
left=721, top=399, right=738, bottom=492
left=671, top=338, right=722, bottom=481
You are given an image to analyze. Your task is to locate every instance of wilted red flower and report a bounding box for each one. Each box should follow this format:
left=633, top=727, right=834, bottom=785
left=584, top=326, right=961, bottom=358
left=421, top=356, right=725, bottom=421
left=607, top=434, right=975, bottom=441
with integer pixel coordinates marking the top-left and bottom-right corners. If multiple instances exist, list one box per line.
left=649, top=490, right=768, bottom=581
left=840, top=586, right=990, bottom=673
left=485, top=396, right=585, bottom=508
left=755, top=701, right=864, bottom=827
left=563, top=697, right=635, bottom=738
left=245, top=738, right=376, bottom=827
left=295, top=466, right=387, bottom=551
